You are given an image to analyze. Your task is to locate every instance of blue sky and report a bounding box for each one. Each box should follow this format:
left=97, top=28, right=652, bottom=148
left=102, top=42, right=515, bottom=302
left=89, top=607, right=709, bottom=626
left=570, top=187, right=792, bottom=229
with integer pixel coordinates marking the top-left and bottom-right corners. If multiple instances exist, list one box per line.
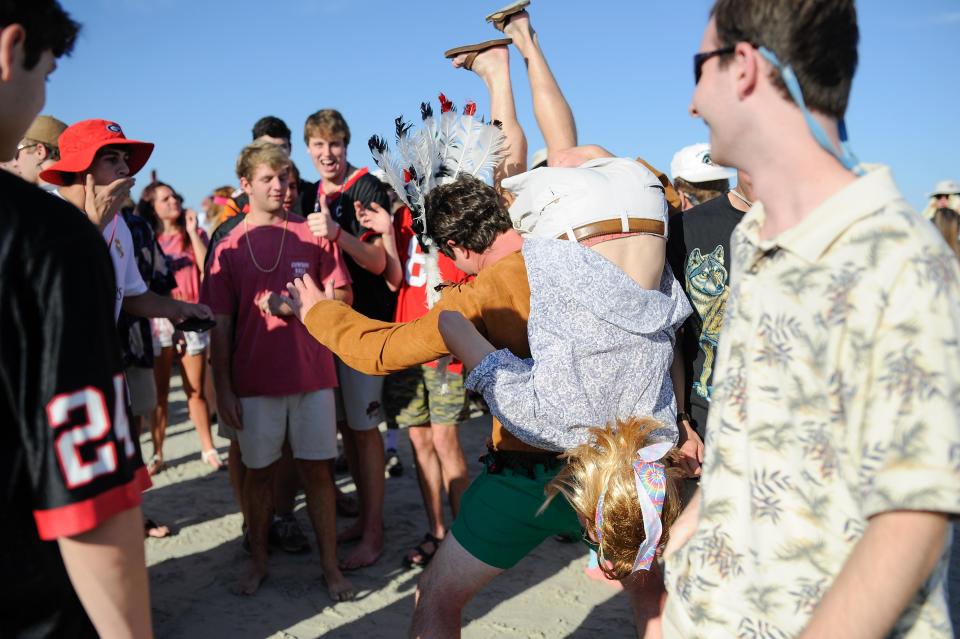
left=49, top=0, right=959, bottom=211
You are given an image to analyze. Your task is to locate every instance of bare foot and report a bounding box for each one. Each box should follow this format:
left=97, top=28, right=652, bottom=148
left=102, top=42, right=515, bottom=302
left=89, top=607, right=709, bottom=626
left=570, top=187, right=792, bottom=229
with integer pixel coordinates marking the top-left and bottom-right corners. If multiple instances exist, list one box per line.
left=234, top=561, right=267, bottom=596
left=451, top=44, right=509, bottom=80
left=340, top=537, right=383, bottom=571
left=147, top=454, right=164, bottom=476
left=144, top=518, right=171, bottom=539
left=337, top=520, right=364, bottom=543
left=323, top=568, right=355, bottom=602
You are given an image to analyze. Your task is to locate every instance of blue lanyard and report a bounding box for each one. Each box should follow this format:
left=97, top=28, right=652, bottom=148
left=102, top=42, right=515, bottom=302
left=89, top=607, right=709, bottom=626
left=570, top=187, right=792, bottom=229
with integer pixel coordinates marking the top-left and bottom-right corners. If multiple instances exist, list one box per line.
left=757, top=46, right=863, bottom=175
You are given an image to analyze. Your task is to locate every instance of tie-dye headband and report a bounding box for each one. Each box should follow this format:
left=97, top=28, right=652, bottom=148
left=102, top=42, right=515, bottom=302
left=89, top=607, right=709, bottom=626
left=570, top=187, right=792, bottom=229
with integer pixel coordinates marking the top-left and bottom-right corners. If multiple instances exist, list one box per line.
left=594, top=440, right=672, bottom=573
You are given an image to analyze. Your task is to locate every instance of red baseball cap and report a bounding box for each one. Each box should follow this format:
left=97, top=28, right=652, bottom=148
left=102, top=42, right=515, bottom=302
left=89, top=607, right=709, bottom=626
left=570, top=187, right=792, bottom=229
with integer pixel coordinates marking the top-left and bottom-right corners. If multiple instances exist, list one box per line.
left=39, top=119, right=154, bottom=186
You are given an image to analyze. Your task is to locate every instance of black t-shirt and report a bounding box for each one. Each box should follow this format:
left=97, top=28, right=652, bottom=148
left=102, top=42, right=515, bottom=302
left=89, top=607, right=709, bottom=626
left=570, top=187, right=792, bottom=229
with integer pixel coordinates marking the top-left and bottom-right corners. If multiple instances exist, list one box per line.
left=666, top=192, right=745, bottom=439
left=0, top=172, right=147, bottom=638
left=300, top=169, right=397, bottom=322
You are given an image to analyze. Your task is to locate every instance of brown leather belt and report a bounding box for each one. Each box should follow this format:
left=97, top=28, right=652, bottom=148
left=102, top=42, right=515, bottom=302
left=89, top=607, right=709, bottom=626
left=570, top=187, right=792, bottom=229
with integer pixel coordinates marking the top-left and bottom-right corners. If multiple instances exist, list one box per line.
left=559, top=217, right=666, bottom=243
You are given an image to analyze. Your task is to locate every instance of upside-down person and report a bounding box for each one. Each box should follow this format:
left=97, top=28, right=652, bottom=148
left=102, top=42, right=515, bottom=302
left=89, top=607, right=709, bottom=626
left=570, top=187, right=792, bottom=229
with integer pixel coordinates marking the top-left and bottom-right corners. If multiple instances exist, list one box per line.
left=283, top=87, right=690, bottom=636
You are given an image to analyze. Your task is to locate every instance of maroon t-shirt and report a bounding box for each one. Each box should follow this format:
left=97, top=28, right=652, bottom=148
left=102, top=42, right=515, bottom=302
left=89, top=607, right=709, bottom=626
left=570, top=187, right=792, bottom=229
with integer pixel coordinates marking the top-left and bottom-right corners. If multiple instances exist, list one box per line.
left=201, top=215, right=351, bottom=397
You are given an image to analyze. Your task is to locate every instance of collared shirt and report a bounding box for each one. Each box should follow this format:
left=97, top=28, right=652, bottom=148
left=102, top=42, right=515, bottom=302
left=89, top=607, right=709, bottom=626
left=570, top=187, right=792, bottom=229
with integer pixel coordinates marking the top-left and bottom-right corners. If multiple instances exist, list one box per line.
left=664, top=167, right=960, bottom=638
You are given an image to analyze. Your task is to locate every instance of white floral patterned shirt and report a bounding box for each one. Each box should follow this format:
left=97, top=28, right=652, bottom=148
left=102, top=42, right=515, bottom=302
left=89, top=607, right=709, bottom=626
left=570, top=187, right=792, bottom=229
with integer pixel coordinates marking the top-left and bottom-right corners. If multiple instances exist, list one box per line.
left=664, top=167, right=960, bottom=638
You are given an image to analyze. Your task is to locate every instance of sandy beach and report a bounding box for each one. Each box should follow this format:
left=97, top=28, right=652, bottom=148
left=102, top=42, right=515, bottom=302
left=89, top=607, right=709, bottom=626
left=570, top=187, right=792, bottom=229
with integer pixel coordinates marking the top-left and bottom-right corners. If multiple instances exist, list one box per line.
left=141, top=376, right=635, bottom=638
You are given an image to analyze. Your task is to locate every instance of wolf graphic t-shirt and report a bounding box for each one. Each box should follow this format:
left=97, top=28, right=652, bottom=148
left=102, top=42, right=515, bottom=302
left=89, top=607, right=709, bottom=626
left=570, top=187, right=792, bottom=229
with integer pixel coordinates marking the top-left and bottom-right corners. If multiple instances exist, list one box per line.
left=666, top=193, right=744, bottom=439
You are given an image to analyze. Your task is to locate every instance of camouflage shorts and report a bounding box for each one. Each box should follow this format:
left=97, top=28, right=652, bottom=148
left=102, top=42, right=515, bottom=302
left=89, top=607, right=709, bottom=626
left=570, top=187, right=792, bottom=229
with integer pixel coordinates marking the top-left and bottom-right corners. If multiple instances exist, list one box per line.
left=384, top=364, right=469, bottom=427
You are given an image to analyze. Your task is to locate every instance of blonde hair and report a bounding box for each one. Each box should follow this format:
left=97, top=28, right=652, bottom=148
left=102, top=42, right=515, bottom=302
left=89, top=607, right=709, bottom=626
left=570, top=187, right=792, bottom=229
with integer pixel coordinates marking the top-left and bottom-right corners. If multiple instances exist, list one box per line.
left=933, top=207, right=960, bottom=259
left=303, top=109, right=350, bottom=145
left=206, top=185, right=236, bottom=230
left=544, top=417, right=681, bottom=581
left=236, top=140, right=291, bottom=182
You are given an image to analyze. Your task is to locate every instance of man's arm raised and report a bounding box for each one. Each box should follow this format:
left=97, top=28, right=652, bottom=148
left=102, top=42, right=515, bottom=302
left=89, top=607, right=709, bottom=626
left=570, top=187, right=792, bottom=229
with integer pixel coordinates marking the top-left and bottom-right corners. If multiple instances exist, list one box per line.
left=308, top=194, right=386, bottom=275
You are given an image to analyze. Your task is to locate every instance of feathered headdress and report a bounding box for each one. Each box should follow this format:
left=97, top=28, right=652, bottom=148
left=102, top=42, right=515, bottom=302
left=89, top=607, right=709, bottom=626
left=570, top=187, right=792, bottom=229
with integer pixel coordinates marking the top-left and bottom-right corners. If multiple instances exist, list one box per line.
left=368, top=93, right=505, bottom=308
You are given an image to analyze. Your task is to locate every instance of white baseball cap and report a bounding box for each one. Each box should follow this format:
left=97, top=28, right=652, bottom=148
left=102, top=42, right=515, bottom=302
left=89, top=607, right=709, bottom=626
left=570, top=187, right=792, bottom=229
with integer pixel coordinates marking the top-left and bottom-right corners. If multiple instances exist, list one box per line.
left=670, top=143, right=736, bottom=183
left=929, top=180, right=960, bottom=198
left=502, top=157, right=668, bottom=239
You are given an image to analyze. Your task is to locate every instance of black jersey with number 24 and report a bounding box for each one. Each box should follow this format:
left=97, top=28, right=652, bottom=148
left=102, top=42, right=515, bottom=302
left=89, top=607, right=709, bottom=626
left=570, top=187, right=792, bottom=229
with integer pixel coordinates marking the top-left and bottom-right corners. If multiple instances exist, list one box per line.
left=0, top=171, right=149, bottom=638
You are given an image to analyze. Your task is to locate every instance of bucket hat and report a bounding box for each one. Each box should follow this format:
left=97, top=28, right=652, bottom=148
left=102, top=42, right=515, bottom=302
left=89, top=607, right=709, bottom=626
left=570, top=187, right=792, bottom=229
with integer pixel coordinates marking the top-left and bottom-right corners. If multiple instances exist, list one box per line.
left=39, top=119, right=153, bottom=186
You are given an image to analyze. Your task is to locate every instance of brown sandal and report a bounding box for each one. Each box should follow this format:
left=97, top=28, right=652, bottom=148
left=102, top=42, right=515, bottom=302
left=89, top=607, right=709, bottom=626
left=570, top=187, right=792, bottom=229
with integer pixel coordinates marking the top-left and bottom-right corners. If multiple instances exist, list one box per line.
left=443, top=38, right=513, bottom=71
left=485, top=0, right=531, bottom=32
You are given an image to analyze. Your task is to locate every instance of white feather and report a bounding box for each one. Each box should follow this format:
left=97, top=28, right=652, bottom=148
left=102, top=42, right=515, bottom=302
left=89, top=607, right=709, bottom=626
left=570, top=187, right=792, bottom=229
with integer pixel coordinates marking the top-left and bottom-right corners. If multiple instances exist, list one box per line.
left=449, top=112, right=483, bottom=180
left=466, top=122, right=506, bottom=182
left=438, top=110, right=460, bottom=169
left=369, top=143, right=411, bottom=209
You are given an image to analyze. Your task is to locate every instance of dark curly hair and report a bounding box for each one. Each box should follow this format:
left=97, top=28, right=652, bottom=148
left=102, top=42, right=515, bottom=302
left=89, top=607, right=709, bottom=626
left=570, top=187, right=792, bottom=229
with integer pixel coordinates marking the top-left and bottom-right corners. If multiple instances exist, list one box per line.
left=0, top=0, right=79, bottom=70
left=423, top=174, right=513, bottom=257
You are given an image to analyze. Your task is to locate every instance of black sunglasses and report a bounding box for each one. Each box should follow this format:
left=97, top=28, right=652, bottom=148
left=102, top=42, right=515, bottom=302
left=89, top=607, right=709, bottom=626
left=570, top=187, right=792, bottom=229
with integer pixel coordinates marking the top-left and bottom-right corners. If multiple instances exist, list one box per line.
left=694, top=46, right=735, bottom=84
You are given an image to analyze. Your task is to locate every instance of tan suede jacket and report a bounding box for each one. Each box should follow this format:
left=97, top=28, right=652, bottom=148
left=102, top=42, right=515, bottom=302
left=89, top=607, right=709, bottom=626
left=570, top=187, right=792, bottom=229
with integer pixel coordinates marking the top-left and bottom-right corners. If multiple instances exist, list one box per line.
left=304, top=250, right=541, bottom=452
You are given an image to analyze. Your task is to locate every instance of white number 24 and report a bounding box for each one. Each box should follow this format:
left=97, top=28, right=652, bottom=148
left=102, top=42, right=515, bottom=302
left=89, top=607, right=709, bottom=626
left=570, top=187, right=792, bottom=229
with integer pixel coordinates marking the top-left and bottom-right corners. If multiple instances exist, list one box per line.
left=46, top=374, right=136, bottom=489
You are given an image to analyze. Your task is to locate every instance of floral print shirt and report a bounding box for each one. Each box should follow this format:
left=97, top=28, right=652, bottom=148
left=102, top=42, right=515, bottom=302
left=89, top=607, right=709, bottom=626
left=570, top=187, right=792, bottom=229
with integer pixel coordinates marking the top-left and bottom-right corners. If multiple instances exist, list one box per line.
left=664, top=167, right=960, bottom=638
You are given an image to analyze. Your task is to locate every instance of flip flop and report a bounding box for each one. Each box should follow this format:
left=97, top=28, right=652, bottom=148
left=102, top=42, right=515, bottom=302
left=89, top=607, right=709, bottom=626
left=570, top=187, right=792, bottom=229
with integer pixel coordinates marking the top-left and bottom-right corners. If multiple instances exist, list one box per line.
left=443, top=38, right=513, bottom=71
left=403, top=532, right=443, bottom=568
left=485, top=0, right=531, bottom=32
left=202, top=448, right=226, bottom=471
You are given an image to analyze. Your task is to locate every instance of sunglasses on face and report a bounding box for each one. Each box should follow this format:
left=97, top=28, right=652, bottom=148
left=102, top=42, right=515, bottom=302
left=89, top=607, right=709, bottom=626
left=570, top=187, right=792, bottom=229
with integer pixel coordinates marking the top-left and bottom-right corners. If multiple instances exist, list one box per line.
left=694, top=46, right=736, bottom=84
left=15, top=142, right=39, bottom=158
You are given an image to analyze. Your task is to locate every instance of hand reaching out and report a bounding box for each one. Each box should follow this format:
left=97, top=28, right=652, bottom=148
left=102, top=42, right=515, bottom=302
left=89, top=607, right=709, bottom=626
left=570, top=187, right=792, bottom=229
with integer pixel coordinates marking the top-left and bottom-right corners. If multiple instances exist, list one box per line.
left=172, top=301, right=213, bottom=325
left=355, top=201, right=392, bottom=235
left=285, top=273, right=334, bottom=324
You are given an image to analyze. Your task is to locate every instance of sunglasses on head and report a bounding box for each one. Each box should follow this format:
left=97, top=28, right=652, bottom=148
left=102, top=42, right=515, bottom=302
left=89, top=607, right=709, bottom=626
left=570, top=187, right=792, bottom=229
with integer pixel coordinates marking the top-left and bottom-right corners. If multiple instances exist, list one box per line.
left=693, top=46, right=736, bottom=84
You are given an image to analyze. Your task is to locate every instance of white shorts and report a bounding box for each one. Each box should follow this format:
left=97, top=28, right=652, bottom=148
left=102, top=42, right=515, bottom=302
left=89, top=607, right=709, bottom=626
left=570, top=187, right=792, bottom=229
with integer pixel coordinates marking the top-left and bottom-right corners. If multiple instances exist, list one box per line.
left=124, top=365, right=157, bottom=418
left=335, top=358, right=386, bottom=432
left=151, top=317, right=210, bottom=356
left=237, top=389, right=337, bottom=469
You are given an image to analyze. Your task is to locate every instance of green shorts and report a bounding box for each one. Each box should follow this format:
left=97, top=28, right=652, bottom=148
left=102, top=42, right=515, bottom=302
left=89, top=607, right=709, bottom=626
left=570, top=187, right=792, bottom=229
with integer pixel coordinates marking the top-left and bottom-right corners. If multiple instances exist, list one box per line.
left=384, top=364, right=470, bottom=427
left=451, top=454, right=583, bottom=569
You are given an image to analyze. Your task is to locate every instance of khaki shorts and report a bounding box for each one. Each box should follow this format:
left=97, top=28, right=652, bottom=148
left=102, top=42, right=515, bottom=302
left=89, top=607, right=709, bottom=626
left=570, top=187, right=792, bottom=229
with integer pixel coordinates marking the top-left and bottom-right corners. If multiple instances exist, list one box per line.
left=124, top=366, right=157, bottom=418
left=335, top=359, right=386, bottom=432
left=237, top=389, right=337, bottom=469
left=384, top=364, right=469, bottom=427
